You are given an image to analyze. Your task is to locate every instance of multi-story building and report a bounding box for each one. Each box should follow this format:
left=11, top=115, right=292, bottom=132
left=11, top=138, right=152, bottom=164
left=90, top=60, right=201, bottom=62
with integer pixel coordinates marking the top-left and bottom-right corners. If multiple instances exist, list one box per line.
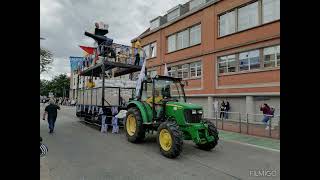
left=132, top=0, right=280, bottom=119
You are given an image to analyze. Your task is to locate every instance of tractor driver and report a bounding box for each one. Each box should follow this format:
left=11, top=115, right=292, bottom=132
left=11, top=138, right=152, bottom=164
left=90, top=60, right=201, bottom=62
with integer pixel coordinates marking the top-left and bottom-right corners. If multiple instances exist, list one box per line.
left=146, top=89, right=163, bottom=118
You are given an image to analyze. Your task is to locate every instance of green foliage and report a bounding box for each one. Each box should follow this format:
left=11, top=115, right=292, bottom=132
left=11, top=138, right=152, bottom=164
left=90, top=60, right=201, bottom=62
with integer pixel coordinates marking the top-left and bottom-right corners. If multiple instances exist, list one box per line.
left=40, top=74, right=70, bottom=97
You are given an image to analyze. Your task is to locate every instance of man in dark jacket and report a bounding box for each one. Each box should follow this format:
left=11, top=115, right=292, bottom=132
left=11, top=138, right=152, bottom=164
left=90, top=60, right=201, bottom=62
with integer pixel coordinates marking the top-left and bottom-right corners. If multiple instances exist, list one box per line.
left=43, top=99, right=60, bottom=133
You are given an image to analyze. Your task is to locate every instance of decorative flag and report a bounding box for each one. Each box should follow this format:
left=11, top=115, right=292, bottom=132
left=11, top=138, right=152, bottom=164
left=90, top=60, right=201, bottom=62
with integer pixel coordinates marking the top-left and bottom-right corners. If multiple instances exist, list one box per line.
left=164, top=63, right=169, bottom=76
left=69, top=56, right=84, bottom=71
left=135, top=49, right=147, bottom=97
left=79, top=46, right=95, bottom=55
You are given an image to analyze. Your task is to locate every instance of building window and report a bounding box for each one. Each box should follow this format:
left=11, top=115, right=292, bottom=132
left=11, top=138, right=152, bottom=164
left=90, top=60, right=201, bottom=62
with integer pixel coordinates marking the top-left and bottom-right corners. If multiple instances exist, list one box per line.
left=176, top=65, right=183, bottom=78
left=238, top=1, right=259, bottom=31
left=190, top=62, right=202, bottom=77
left=263, top=45, right=280, bottom=68
left=218, top=0, right=279, bottom=37
left=239, top=50, right=260, bottom=71
left=219, top=10, right=236, bottom=36
left=168, top=66, right=177, bottom=77
left=167, top=24, right=201, bottom=53
left=218, top=55, right=236, bottom=73
left=167, top=8, right=180, bottom=21
left=182, top=64, right=189, bottom=78
left=168, top=34, right=176, bottom=53
left=262, top=0, right=280, bottom=23
left=150, top=18, right=160, bottom=30
left=143, top=42, right=157, bottom=59
left=168, top=61, right=201, bottom=79
left=147, top=70, right=157, bottom=78
left=143, top=45, right=150, bottom=59
left=150, top=42, right=157, bottom=58
left=190, top=24, right=201, bottom=46
left=177, top=29, right=189, bottom=50
left=190, top=0, right=206, bottom=10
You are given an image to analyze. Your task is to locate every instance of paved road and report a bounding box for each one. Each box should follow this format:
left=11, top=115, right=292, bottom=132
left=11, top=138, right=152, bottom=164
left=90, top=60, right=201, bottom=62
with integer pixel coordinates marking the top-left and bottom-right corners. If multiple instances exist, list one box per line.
left=40, top=106, right=280, bottom=180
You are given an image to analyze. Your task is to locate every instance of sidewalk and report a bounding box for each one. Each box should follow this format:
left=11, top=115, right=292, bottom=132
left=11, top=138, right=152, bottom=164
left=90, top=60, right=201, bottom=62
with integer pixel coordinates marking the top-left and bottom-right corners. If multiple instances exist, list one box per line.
left=207, top=118, right=280, bottom=139
left=219, top=130, right=280, bottom=151
left=40, top=157, right=51, bottom=180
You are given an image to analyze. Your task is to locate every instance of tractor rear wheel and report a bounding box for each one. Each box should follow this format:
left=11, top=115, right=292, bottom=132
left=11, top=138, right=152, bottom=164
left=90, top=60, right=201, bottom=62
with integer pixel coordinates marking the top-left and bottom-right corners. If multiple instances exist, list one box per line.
left=157, top=122, right=183, bottom=158
left=125, top=107, right=145, bottom=143
left=197, top=120, right=219, bottom=151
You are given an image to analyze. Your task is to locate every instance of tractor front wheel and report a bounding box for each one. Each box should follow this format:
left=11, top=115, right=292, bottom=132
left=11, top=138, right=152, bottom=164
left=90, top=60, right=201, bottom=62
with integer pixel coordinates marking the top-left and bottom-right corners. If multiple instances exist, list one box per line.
left=157, top=122, right=183, bottom=158
left=197, top=120, right=219, bottom=151
left=125, top=107, right=145, bottom=143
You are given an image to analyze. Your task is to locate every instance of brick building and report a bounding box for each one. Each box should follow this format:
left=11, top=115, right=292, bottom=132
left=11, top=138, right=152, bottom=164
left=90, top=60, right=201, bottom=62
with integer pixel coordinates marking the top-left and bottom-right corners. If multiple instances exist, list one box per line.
left=131, top=0, right=280, bottom=120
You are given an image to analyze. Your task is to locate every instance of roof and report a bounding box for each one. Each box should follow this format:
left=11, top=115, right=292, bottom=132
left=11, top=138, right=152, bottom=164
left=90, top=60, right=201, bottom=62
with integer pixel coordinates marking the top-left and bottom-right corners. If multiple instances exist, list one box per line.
left=131, top=0, right=220, bottom=42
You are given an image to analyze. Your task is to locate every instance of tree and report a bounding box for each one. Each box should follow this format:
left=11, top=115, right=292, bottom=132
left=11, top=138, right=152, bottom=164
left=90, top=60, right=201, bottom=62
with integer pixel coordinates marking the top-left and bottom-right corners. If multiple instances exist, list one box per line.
left=40, top=74, right=70, bottom=97
left=40, top=47, right=53, bottom=74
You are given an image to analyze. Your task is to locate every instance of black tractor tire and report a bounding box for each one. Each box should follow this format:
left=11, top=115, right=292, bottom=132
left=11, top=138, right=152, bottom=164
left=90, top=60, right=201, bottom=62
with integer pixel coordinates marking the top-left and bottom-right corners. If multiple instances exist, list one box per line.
left=125, top=107, right=145, bottom=143
left=157, top=122, right=183, bottom=158
left=197, top=120, right=219, bottom=151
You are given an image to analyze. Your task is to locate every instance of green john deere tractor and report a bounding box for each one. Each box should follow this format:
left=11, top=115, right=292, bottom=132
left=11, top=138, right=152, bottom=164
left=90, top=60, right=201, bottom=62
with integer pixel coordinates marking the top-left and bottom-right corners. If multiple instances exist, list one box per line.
left=125, top=75, right=219, bottom=158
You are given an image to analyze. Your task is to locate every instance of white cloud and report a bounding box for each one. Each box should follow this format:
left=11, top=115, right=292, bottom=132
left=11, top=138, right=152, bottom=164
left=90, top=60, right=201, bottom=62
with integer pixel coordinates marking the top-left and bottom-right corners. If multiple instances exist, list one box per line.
left=40, top=0, right=189, bottom=80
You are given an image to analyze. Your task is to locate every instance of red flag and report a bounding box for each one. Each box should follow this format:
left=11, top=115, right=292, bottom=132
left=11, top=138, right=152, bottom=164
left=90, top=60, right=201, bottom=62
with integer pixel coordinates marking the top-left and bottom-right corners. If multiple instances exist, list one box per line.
left=79, top=46, right=95, bottom=55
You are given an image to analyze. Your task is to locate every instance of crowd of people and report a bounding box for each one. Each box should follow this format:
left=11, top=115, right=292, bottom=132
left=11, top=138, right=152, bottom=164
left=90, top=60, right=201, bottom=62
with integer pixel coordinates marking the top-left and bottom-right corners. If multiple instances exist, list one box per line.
left=41, top=97, right=77, bottom=106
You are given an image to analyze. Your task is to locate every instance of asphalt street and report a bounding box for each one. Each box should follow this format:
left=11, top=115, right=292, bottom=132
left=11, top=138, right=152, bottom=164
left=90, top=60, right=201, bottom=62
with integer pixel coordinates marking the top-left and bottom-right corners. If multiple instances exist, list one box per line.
left=40, top=105, right=280, bottom=180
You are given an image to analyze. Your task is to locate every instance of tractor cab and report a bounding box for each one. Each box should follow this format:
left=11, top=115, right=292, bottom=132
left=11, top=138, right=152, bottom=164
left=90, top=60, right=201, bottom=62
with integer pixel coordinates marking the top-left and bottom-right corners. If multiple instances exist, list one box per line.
left=139, top=75, right=187, bottom=121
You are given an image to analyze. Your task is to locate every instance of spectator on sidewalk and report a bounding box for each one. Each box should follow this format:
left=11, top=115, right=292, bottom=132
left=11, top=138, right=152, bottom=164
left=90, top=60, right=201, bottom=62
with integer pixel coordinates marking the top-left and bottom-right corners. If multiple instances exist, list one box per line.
left=225, top=101, right=230, bottom=119
left=220, top=101, right=226, bottom=119
left=43, top=99, right=61, bottom=134
left=260, top=103, right=273, bottom=130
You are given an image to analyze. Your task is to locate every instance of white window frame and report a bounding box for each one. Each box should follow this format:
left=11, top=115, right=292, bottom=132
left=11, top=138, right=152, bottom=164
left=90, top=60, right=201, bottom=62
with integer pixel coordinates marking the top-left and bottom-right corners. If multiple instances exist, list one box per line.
left=262, top=0, right=280, bottom=24
left=218, top=0, right=279, bottom=37
left=167, top=24, right=202, bottom=53
left=167, top=8, right=180, bottom=21
left=150, top=42, right=157, bottom=58
left=218, top=54, right=236, bottom=74
left=239, top=50, right=260, bottom=71
left=190, top=0, right=206, bottom=10
left=219, top=10, right=236, bottom=37
left=263, top=45, right=280, bottom=68
left=150, top=18, right=160, bottom=30
left=142, top=45, right=150, bottom=59
left=190, top=61, right=202, bottom=78
left=143, top=42, right=157, bottom=59
left=168, top=34, right=176, bottom=53
left=190, top=24, right=201, bottom=46
left=238, top=1, right=259, bottom=31
left=177, top=29, right=190, bottom=50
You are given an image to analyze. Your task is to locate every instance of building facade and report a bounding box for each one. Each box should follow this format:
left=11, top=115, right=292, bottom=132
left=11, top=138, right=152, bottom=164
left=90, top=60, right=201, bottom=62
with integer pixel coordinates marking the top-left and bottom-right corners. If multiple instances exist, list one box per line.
left=132, top=0, right=280, bottom=120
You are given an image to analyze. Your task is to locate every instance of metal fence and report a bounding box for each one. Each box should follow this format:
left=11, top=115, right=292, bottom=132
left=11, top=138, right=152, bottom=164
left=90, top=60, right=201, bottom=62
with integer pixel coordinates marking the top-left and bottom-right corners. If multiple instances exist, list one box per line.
left=205, top=111, right=280, bottom=139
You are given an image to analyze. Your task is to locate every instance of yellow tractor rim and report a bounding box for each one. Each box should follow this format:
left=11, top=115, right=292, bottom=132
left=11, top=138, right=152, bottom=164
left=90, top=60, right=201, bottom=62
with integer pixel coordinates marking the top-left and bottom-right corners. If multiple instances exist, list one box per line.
left=126, top=114, right=136, bottom=136
left=159, top=129, right=172, bottom=151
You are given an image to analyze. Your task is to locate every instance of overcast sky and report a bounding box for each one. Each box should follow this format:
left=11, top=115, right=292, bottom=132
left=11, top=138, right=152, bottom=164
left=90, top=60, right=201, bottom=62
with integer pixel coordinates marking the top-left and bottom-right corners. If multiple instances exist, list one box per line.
left=40, top=0, right=189, bottom=80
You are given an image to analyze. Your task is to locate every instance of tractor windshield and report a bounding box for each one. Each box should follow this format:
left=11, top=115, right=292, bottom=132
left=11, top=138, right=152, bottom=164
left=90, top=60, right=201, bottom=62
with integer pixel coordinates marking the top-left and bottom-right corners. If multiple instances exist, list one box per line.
left=154, top=79, right=186, bottom=102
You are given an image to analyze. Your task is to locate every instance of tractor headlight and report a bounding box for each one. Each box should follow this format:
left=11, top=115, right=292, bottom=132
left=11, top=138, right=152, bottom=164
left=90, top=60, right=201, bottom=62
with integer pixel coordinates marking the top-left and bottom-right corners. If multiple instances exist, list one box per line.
left=198, top=110, right=203, bottom=114
left=192, top=110, right=197, bottom=114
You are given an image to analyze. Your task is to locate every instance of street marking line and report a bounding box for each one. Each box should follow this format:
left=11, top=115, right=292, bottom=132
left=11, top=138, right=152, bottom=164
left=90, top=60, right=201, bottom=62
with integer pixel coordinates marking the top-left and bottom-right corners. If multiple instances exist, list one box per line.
left=221, top=139, right=280, bottom=152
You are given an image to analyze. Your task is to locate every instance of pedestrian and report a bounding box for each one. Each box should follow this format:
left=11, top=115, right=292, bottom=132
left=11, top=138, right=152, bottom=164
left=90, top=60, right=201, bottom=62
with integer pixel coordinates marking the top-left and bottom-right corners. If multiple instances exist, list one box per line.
left=260, top=103, right=273, bottom=130
left=43, top=99, right=61, bottom=133
left=220, top=101, right=226, bottom=119
left=225, top=101, right=230, bottom=119
left=134, top=52, right=140, bottom=66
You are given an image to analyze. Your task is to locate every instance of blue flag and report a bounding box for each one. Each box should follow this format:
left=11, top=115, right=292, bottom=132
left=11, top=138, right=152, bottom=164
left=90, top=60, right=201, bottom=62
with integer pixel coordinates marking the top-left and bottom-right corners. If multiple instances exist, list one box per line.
left=69, top=56, right=84, bottom=71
